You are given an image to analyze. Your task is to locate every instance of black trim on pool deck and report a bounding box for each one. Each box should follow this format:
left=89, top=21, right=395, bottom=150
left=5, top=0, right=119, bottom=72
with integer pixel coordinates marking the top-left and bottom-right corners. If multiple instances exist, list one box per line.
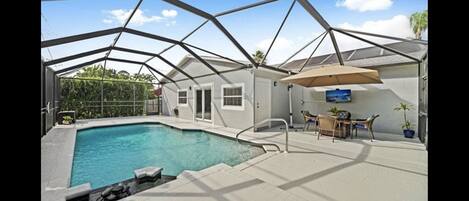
left=88, top=175, right=176, bottom=201
left=76, top=122, right=163, bottom=132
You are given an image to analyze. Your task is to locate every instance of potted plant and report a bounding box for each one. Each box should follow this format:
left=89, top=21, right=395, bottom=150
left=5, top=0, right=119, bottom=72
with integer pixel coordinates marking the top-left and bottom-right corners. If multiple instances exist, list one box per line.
left=394, top=102, right=415, bottom=138
left=62, top=115, right=73, bottom=125
left=328, top=106, right=340, bottom=116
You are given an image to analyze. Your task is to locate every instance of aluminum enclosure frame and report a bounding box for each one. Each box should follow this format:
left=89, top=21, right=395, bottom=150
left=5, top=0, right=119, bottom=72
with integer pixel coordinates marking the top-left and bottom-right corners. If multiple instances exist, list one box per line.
left=42, top=0, right=427, bottom=84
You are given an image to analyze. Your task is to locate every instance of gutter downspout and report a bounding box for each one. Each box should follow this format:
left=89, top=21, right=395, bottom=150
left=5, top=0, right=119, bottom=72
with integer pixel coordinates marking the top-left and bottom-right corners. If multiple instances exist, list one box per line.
left=287, top=71, right=294, bottom=128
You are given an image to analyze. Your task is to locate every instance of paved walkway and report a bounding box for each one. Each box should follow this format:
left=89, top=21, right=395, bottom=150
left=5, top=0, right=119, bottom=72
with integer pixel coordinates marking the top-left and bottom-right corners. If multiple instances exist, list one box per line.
left=41, top=116, right=427, bottom=201
left=41, top=127, right=77, bottom=201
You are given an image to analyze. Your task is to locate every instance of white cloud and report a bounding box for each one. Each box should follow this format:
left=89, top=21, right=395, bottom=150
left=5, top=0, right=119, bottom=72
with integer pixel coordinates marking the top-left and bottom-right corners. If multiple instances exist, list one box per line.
left=107, top=9, right=163, bottom=26
left=314, top=15, right=415, bottom=54
left=102, top=19, right=113, bottom=24
left=253, top=15, right=417, bottom=64
left=256, top=37, right=293, bottom=51
left=338, top=15, right=414, bottom=38
left=336, top=0, right=393, bottom=12
left=165, top=21, right=177, bottom=27
left=104, top=9, right=177, bottom=26
left=162, top=9, right=178, bottom=18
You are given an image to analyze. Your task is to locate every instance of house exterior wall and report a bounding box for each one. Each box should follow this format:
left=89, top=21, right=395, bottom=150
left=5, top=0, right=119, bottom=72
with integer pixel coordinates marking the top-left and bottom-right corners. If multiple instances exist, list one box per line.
left=253, top=68, right=292, bottom=128
left=270, top=81, right=290, bottom=127
left=291, top=64, right=419, bottom=134
left=161, top=59, right=255, bottom=130
left=161, top=57, right=419, bottom=135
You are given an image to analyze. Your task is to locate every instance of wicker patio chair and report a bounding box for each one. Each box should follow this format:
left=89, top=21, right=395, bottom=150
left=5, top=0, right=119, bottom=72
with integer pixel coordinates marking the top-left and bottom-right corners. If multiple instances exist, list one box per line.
left=317, top=114, right=339, bottom=142
left=302, top=111, right=317, bottom=132
left=351, top=114, right=380, bottom=142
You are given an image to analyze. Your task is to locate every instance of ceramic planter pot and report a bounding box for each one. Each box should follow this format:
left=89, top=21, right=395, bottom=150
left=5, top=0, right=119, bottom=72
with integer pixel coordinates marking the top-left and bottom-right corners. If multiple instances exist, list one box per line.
left=403, top=129, right=415, bottom=138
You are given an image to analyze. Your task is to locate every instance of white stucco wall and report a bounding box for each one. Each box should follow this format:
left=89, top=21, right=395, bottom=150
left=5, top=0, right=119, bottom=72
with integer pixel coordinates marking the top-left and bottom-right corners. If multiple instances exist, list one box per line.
left=290, top=64, right=419, bottom=134
left=161, top=58, right=256, bottom=130
left=254, top=68, right=292, bottom=128
left=161, top=57, right=419, bottom=135
left=269, top=81, right=290, bottom=127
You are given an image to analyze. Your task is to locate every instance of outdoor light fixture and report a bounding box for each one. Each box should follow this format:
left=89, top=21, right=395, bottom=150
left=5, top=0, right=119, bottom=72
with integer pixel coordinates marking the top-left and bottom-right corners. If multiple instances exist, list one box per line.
left=274, top=81, right=277, bottom=86
left=189, top=86, right=192, bottom=90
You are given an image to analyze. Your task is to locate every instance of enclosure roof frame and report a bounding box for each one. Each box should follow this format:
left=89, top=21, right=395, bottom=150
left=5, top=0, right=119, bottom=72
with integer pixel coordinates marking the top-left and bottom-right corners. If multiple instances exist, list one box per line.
left=41, top=0, right=427, bottom=84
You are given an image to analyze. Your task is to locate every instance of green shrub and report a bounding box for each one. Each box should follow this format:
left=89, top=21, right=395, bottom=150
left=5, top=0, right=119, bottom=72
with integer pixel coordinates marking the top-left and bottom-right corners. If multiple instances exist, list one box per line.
left=62, top=115, right=73, bottom=124
left=60, top=65, right=157, bottom=119
left=328, top=106, right=340, bottom=116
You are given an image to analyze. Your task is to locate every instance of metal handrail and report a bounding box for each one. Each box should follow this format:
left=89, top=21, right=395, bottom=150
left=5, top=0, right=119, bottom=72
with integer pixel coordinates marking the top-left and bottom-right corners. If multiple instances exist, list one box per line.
left=236, top=118, right=289, bottom=153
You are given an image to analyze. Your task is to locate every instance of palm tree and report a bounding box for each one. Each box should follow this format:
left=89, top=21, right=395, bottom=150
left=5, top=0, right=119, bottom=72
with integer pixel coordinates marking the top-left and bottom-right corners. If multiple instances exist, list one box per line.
left=252, top=50, right=266, bottom=65
left=410, top=10, right=428, bottom=40
left=394, top=102, right=413, bottom=130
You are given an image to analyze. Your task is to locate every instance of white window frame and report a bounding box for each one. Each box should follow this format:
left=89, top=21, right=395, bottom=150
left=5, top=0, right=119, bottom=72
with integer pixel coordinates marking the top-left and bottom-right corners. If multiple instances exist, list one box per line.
left=221, top=83, right=244, bottom=111
left=177, top=89, right=188, bottom=106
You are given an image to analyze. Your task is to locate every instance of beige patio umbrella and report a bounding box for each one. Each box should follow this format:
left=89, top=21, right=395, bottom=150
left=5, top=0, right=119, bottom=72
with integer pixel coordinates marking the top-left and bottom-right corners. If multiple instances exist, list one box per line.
left=280, top=64, right=383, bottom=87
left=280, top=64, right=383, bottom=128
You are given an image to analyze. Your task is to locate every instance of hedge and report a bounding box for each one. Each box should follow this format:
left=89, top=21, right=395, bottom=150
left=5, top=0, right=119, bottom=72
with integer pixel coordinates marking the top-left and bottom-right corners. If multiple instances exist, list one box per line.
left=60, top=77, right=156, bottom=119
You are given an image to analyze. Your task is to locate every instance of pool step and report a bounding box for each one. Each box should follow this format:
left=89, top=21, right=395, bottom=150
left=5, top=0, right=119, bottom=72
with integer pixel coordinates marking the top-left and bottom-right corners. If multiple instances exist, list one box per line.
left=122, top=163, right=308, bottom=201
left=177, top=163, right=232, bottom=181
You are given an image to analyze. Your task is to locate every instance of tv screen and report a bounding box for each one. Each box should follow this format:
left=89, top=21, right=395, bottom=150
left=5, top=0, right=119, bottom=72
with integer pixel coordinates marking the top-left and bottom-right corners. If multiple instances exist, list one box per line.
left=326, top=89, right=351, bottom=103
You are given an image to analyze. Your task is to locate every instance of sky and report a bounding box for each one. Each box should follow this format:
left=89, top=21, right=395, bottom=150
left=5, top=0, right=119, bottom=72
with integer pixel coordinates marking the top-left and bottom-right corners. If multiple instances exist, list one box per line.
left=41, top=0, right=428, bottom=78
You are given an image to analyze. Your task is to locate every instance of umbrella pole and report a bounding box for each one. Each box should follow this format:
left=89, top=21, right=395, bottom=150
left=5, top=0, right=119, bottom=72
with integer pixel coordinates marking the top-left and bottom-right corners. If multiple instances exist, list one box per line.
left=288, top=84, right=294, bottom=128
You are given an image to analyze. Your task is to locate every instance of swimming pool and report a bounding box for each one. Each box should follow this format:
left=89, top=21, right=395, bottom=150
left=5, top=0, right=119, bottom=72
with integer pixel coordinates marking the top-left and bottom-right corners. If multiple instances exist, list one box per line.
left=71, top=123, right=264, bottom=189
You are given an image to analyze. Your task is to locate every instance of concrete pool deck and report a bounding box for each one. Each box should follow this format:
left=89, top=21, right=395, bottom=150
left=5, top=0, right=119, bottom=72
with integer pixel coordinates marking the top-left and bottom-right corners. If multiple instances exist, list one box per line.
left=41, top=115, right=427, bottom=201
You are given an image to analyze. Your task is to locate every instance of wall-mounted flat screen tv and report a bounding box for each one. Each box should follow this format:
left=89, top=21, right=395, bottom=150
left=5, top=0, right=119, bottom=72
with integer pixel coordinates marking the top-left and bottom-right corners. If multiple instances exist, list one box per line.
left=326, top=89, right=351, bottom=103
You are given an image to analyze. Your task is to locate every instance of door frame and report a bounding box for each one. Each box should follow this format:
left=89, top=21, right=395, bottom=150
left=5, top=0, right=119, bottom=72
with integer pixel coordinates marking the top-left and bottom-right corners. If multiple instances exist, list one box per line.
left=418, top=59, right=428, bottom=145
left=192, top=83, right=214, bottom=124
left=254, top=76, right=271, bottom=131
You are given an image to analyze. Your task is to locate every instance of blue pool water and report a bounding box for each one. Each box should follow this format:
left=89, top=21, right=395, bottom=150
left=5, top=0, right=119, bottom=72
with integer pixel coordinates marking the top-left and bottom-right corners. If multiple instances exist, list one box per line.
left=71, top=123, right=264, bottom=189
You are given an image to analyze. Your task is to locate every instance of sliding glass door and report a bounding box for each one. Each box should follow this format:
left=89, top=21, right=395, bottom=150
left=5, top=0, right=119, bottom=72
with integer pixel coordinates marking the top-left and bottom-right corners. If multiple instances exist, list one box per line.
left=195, top=87, right=211, bottom=121
left=195, top=90, right=203, bottom=119
left=204, top=89, right=211, bottom=120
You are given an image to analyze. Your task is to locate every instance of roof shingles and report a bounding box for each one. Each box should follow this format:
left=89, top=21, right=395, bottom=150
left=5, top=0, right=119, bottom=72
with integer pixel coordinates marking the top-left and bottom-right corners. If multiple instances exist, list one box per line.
left=281, top=41, right=427, bottom=71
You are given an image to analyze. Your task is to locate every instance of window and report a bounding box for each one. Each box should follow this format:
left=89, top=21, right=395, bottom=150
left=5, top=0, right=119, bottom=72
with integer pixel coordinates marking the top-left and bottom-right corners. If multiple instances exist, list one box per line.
left=177, top=89, right=188, bottom=106
left=221, top=83, right=244, bottom=110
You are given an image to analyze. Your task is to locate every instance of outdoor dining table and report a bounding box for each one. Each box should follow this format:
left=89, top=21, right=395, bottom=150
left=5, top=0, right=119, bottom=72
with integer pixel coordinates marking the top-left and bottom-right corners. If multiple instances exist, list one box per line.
left=335, top=119, right=350, bottom=138
left=336, top=118, right=369, bottom=139
left=336, top=119, right=360, bottom=139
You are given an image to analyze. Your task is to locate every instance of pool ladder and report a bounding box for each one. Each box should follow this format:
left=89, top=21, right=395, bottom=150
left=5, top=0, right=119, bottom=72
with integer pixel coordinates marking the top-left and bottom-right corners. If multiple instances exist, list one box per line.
left=236, top=118, right=289, bottom=153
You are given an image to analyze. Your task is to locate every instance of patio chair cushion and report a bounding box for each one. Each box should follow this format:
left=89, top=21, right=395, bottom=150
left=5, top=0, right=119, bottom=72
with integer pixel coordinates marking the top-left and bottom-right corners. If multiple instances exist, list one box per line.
left=336, top=111, right=351, bottom=120
left=354, top=124, right=366, bottom=129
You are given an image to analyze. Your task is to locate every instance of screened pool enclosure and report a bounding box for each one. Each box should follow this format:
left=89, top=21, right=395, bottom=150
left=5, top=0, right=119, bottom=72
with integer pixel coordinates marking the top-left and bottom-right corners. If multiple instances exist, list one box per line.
left=41, top=0, right=428, bottom=140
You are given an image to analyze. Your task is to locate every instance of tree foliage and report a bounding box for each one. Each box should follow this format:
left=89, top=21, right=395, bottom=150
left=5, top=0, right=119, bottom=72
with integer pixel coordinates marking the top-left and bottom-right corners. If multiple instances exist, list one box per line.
left=410, top=10, right=428, bottom=40
left=252, top=50, right=267, bottom=65
left=60, top=65, right=157, bottom=119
